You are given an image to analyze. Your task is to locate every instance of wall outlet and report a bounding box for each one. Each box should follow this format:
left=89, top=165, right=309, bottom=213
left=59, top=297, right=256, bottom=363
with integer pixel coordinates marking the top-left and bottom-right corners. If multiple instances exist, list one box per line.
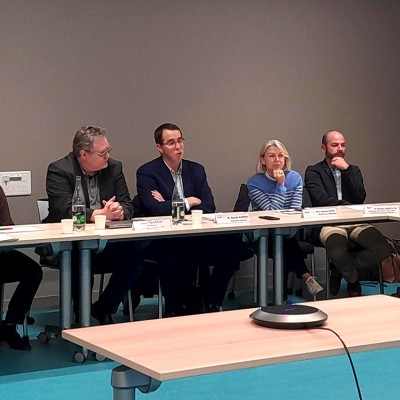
left=0, top=171, right=32, bottom=196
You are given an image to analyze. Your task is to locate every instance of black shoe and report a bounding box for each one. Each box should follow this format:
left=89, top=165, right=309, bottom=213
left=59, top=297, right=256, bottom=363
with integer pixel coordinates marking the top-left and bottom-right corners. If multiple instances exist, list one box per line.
left=347, top=281, right=362, bottom=297
left=0, top=321, right=31, bottom=350
left=91, top=302, right=114, bottom=325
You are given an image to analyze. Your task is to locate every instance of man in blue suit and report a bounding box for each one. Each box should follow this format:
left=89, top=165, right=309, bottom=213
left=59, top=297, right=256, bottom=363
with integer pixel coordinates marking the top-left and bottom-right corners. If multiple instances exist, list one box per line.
left=136, top=123, right=240, bottom=316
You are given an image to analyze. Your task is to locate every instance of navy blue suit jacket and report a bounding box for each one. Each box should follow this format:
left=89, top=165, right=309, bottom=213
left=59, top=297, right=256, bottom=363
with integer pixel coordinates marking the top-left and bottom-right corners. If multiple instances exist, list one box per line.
left=136, top=157, right=215, bottom=217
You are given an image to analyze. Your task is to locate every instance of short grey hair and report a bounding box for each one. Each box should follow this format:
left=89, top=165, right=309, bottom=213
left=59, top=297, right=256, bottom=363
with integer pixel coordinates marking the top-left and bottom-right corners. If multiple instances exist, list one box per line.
left=73, top=125, right=107, bottom=158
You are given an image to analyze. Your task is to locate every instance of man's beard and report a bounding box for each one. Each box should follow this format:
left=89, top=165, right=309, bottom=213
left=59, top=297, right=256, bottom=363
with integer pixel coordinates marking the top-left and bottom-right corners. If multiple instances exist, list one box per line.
left=327, top=151, right=345, bottom=159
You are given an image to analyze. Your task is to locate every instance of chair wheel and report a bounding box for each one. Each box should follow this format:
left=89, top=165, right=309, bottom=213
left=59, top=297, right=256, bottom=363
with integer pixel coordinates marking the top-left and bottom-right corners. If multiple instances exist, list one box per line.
left=94, top=352, right=106, bottom=362
left=74, top=351, right=87, bottom=363
left=37, top=331, right=51, bottom=344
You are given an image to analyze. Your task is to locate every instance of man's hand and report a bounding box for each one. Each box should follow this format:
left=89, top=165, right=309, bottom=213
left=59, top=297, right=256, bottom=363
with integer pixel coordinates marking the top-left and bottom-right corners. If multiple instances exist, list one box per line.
left=272, top=169, right=285, bottom=185
left=151, top=190, right=201, bottom=208
left=187, top=196, right=202, bottom=208
left=151, top=190, right=165, bottom=202
left=331, top=157, right=349, bottom=170
left=100, top=196, right=124, bottom=221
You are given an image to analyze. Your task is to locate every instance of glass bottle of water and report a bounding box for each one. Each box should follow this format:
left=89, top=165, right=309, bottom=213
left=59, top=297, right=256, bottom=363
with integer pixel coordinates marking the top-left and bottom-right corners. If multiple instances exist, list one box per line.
left=72, top=176, right=86, bottom=231
left=172, top=173, right=185, bottom=225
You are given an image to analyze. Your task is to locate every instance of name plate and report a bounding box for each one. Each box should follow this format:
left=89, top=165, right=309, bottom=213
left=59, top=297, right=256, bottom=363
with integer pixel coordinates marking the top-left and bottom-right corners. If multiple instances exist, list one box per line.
left=133, top=219, right=172, bottom=231
left=364, top=205, right=400, bottom=216
left=215, top=213, right=251, bottom=224
left=302, top=207, right=337, bottom=219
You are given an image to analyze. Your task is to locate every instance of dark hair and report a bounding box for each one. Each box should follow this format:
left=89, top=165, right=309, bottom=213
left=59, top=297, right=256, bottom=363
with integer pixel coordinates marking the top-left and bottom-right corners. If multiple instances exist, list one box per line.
left=73, top=125, right=107, bottom=158
left=154, top=123, right=182, bottom=145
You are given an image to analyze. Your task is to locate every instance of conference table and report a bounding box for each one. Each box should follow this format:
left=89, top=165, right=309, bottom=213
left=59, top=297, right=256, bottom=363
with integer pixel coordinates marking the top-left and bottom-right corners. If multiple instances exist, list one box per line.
left=1, top=202, right=398, bottom=335
left=0, top=215, right=270, bottom=336
left=92, top=203, right=400, bottom=317
left=62, top=294, right=400, bottom=399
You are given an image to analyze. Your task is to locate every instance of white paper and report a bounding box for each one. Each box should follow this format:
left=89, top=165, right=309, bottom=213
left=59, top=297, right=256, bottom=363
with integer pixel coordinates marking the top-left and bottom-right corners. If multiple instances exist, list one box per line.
left=202, top=213, right=216, bottom=222
left=344, top=205, right=365, bottom=211
left=133, top=219, right=172, bottom=231
left=215, top=213, right=251, bottom=224
left=364, top=205, right=399, bottom=216
left=0, top=234, right=18, bottom=242
left=0, top=226, right=43, bottom=234
left=302, top=207, right=337, bottom=219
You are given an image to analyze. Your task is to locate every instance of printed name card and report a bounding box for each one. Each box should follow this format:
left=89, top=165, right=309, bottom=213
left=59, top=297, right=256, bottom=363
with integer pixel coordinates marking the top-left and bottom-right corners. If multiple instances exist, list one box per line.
left=133, top=219, right=172, bottom=231
left=364, top=205, right=400, bottom=216
left=215, top=213, right=251, bottom=224
left=302, top=207, right=337, bottom=219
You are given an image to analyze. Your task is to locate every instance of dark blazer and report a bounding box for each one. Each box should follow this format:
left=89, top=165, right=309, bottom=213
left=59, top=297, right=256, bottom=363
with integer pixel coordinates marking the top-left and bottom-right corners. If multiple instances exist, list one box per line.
left=136, top=156, right=215, bottom=217
left=44, top=152, right=133, bottom=223
left=304, top=159, right=366, bottom=206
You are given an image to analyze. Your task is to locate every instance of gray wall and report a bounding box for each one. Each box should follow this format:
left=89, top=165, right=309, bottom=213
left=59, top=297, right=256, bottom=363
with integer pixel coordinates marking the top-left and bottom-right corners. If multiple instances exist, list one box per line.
left=1, top=1, right=399, bottom=304
left=1, top=0, right=400, bottom=219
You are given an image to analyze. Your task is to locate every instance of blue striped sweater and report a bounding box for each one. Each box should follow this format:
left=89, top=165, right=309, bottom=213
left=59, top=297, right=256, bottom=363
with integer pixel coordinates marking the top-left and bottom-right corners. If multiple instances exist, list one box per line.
left=247, top=171, right=303, bottom=210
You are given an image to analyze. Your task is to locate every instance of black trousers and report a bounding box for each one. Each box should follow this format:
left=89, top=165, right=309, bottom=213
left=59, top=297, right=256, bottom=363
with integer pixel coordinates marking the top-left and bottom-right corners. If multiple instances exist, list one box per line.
left=71, top=241, right=145, bottom=316
left=0, top=250, right=43, bottom=324
left=153, top=234, right=241, bottom=313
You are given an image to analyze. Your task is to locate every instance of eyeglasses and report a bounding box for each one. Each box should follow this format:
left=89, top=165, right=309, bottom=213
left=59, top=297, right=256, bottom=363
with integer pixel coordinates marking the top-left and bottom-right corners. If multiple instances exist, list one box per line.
left=162, top=138, right=185, bottom=148
left=87, top=146, right=112, bottom=158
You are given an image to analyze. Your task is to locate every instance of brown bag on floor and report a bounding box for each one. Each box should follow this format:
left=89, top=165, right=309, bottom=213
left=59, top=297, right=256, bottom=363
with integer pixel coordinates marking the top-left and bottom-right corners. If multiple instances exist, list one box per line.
left=381, top=237, right=400, bottom=283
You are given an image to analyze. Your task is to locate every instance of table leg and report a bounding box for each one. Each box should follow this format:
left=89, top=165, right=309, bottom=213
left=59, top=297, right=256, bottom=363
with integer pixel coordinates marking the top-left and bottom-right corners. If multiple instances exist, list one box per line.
left=272, top=227, right=299, bottom=305
left=257, top=229, right=269, bottom=307
left=59, top=249, right=72, bottom=330
left=79, top=246, right=92, bottom=328
left=273, top=233, right=284, bottom=305
left=111, top=365, right=161, bottom=400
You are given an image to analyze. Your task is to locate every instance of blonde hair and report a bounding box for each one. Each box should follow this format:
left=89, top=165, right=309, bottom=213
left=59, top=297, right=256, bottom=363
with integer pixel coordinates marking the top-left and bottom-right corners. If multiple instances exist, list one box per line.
left=256, top=139, right=292, bottom=173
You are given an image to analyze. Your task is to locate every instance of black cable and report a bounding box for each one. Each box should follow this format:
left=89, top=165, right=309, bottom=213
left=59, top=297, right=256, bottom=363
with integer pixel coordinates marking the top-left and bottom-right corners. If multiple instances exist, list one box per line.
left=318, top=327, right=363, bottom=400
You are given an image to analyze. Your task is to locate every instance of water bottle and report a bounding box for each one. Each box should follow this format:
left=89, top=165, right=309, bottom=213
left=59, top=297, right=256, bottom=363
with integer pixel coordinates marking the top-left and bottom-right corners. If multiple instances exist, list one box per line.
left=172, top=173, right=185, bottom=225
left=72, top=176, right=86, bottom=231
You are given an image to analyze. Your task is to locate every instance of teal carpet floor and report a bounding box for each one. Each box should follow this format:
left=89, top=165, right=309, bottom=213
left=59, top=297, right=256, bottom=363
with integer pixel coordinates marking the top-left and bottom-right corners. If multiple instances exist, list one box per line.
left=1, top=282, right=400, bottom=400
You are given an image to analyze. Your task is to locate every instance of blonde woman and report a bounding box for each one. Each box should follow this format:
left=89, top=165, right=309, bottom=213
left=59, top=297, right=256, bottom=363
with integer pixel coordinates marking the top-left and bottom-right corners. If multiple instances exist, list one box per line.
left=247, top=140, right=323, bottom=297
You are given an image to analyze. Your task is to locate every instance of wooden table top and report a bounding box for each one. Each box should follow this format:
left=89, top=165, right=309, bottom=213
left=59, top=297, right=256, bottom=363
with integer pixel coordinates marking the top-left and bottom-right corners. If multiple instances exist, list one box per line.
left=63, top=295, right=400, bottom=381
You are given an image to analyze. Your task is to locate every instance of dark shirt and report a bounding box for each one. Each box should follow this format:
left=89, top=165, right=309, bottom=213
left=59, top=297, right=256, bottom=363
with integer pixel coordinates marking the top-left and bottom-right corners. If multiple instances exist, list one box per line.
left=45, top=152, right=133, bottom=222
